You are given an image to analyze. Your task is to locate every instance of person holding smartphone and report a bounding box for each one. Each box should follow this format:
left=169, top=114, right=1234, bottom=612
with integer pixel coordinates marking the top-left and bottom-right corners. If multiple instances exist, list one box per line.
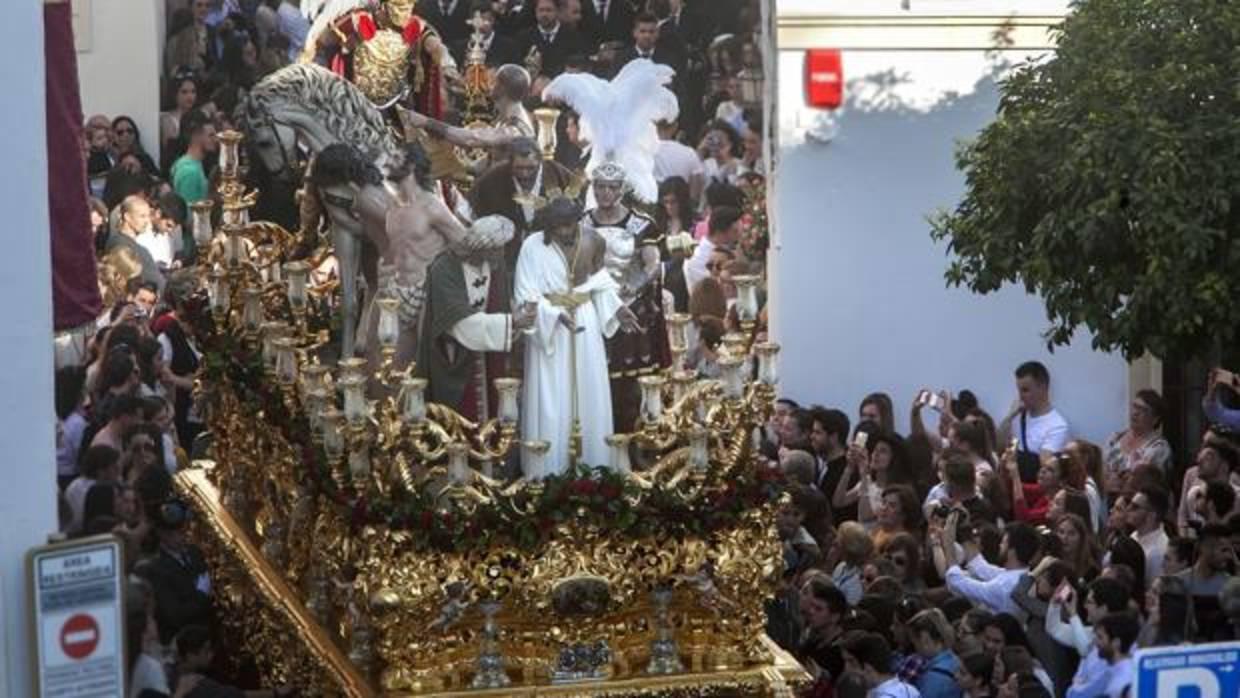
left=1047, top=577, right=1130, bottom=696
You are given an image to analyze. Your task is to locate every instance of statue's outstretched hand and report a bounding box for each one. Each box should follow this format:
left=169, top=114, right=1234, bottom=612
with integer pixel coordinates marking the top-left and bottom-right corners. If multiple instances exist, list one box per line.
left=617, top=306, right=642, bottom=334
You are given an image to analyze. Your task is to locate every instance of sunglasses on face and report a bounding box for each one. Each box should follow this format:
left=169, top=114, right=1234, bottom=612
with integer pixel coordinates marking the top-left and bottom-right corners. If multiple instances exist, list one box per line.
left=115, top=127, right=134, bottom=135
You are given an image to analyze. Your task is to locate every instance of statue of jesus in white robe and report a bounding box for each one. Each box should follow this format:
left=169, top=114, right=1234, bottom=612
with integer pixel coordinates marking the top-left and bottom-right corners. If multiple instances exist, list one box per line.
left=514, top=219, right=629, bottom=478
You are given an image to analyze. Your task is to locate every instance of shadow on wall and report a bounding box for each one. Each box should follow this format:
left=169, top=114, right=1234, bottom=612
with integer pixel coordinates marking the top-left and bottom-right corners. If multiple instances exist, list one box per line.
left=771, top=62, right=1128, bottom=442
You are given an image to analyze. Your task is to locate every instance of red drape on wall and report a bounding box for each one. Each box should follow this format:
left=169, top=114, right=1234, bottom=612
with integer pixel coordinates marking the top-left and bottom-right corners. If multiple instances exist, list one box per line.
left=45, top=1, right=101, bottom=331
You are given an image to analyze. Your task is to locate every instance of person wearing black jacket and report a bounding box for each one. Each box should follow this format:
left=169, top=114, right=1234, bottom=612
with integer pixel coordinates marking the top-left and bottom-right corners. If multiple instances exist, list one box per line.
left=616, top=12, right=685, bottom=76
left=418, top=0, right=474, bottom=43
left=135, top=499, right=212, bottom=644
left=450, top=2, right=521, bottom=67
left=517, top=0, right=587, bottom=79
left=578, top=0, right=635, bottom=46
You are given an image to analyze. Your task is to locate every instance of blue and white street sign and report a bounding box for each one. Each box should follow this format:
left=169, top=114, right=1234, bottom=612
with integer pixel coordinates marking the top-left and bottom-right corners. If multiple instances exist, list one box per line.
left=1134, top=641, right=1240, bottom=698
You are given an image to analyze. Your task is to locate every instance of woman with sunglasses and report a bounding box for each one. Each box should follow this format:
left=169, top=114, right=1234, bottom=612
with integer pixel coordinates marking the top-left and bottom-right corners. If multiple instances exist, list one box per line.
left=110, top=116, right=158, bottom=176
left=880, top=533, right=927, bottom=594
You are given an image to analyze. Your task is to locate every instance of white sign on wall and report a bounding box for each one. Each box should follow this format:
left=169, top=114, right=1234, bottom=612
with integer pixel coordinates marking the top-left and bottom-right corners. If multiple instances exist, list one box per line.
left=28, top=536, right=125, bottom=698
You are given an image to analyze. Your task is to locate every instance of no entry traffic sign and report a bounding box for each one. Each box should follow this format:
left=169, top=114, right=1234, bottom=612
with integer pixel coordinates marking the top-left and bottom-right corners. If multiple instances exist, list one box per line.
left=28, top=535, right=125, bottom=698
left=60, top=613, right=100, bottom=660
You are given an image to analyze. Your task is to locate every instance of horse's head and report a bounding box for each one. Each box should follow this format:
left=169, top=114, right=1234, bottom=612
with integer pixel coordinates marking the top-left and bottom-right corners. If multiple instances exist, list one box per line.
left=238, top=94, right=300, bottom=181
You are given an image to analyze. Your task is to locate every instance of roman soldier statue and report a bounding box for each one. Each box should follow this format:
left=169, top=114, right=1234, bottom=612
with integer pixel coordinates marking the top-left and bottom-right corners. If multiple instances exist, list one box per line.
left=300, top=0, right=457, bottom=120
left=583, top=161, right=669, bottom=432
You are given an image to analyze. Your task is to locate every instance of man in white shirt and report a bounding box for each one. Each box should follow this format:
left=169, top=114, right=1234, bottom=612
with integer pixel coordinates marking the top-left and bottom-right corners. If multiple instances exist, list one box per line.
left=940, top=518, right=1041, bottom=617
left=1127, top=487, right=1170, bottom=583
left=842, top=632, right=921, bottom=698
left=683, top=205, right=741, bottom=293
left=1066, top=612, right=1139, bottom=698
left=653, top=120, right=704, bottom=202
left=1049, top=577, right=1131, bottom=698
left=998, top=360, right=1070, bottom=477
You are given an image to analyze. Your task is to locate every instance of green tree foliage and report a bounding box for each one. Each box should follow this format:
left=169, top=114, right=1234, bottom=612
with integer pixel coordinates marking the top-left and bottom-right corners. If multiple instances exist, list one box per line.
left=931, top=0, right=1240, bottom=360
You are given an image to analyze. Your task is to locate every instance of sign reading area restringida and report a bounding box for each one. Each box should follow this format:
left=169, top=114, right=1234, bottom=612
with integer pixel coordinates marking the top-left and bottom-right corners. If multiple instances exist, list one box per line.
left=28, top=536, right=125, bottom=698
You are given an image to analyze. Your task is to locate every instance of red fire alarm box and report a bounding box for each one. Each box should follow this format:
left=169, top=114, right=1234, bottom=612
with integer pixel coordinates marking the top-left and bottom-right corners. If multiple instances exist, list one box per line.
left=805, top=49, right=843, bottom=109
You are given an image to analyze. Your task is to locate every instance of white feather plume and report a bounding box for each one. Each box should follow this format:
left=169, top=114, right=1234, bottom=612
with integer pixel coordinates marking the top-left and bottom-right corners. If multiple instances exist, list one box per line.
left=301, top=0, right=371, bottom=54
left=542, top=59, right=679, bottom=203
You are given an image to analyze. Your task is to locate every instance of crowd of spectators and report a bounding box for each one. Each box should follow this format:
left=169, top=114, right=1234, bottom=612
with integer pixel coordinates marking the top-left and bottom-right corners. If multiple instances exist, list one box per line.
left=65, top=1, right=767, bottom=695
left=768, top=363, right=1240, bottom=698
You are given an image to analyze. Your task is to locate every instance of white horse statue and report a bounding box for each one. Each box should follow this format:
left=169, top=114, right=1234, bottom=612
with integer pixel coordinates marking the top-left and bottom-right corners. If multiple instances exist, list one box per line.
left=238, top=63, right=408, bottom=360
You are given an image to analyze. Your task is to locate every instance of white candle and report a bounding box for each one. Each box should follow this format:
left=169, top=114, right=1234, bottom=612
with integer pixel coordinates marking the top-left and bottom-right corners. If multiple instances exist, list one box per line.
left=755, top=342, right=781, bottom=386
left=638, top=375, right=665, bottom=423
left=494, top=378, right=521, bottom=424
left=398, top=377, right=428, bottom=424
left=717, top=356, right=745, bottom=399
left=321, top=408, right=345, bottom=460
left=273, top=337, right=299, bottom=385
left=688, top=427, right=709, bottom=472
left=339, top=374, right=369, bottom=425
left=447, top=442, right=470, bottom=485
left=240, top=288, right=264, bottom=332
left=376, top=298, right=401, bottom=350
left=283, top=261, right=310, bottom=310
left=732, top=274, right=760, bottom=324
left=605, top=434, right=632, bottom=474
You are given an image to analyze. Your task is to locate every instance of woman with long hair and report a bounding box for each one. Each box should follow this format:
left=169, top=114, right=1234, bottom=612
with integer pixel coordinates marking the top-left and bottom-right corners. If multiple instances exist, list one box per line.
left=1055, top=513, right=1102, bottom=582
left=859, top=392, right=896, bottom=435
left=1047, top=488, right=1092, bottom=528
left=1005, top=449, right=1084, bottom=526
left=655, top=176, right=696, bottom=239
left=834, top=430, right=914, bottom=530
left=1139, top=574, right=1195, bottom=647
left=134, top=337, right=169, bottom=401
left=950, top=418, right=997, bottom=485
left=1066, top=438, right=1107, bottom=531
left=216, top=32, right=259, bottom=91
left=160, top=72, right=199, bottom=168
left=874, top=484, right=924, bottom=551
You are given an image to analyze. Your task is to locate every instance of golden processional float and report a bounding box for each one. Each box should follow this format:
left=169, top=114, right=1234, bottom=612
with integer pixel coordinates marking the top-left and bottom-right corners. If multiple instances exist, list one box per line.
left=176, top=51, right=803, bottom=698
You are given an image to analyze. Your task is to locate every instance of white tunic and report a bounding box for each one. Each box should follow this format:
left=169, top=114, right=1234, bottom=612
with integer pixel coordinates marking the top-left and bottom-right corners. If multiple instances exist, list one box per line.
left=514, top=233, right=623, bottom=478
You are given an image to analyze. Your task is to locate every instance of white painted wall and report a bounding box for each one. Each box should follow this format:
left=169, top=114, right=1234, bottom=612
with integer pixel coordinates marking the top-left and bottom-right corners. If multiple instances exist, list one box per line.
left=769, top=13, right=1129, bottom=442
left=0, top=3, right=56, bottom=696
left=76, top=0, right=163, bottom=160
left=778, top=0, right=1073, bottom=16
